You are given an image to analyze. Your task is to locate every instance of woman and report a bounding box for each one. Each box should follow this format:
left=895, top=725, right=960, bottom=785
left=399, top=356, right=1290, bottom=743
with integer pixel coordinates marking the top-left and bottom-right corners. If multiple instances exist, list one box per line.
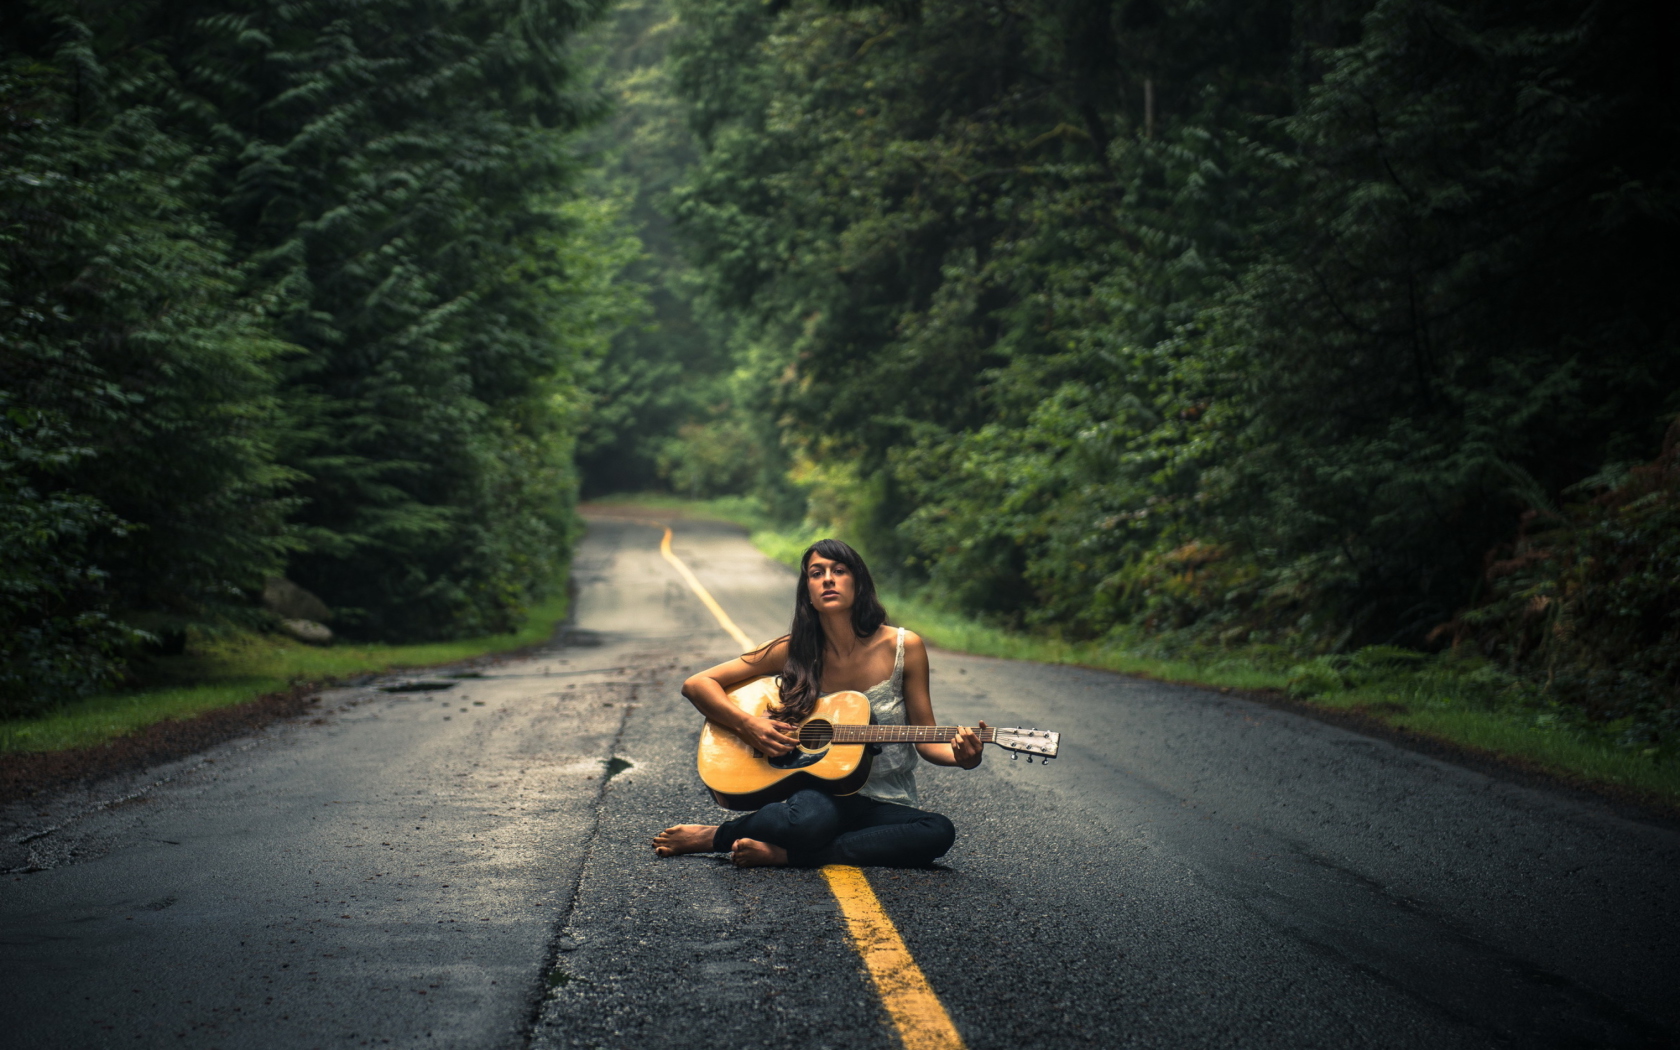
left=652, top=538, right=986, bottom=868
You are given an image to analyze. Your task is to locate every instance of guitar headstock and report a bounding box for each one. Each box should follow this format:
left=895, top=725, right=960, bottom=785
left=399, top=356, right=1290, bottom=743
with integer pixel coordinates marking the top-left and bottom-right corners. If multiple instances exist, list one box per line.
left=992, top=727, right=1060, bottom=761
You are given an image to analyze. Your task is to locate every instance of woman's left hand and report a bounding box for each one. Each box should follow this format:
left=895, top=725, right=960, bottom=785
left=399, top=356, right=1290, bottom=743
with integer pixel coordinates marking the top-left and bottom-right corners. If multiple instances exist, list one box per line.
left=952, top=720, right=988, bottom=769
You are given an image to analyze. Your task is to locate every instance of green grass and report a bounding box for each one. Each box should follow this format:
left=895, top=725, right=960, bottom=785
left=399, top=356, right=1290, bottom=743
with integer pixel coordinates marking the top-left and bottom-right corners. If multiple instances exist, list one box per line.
left=1308, top=687, right=1680, bottom=800
left=0, top=588, right=571, bottom=756
left=597, top=494, right=1680, bottom=808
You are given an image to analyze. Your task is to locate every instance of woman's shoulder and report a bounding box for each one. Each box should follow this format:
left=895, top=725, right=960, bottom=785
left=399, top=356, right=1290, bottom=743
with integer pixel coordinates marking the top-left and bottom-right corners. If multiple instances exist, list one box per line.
left=740, top=634, right=791, bottom=667
left=884, top=625, right=925, bottom=651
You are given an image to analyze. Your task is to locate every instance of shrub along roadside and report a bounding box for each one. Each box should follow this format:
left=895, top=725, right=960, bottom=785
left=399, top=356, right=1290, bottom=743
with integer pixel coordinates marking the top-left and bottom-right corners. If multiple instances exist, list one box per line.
left=0, top=584, right=570, bottom=757
left=590, top=495, right=1680, bottom=809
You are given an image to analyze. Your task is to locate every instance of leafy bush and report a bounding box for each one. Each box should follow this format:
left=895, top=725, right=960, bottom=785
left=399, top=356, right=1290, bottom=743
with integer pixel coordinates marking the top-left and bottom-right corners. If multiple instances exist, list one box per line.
left=0, top=405, right=142, bottom=713
left=1448, top=421, right=1680, bottom=755
left=658, top=417, right=763, bottom=498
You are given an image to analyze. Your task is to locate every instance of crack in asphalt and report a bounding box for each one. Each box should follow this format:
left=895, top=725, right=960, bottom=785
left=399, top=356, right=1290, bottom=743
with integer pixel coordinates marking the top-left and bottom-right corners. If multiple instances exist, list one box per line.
left=520, top=681, right=642, bottom=1050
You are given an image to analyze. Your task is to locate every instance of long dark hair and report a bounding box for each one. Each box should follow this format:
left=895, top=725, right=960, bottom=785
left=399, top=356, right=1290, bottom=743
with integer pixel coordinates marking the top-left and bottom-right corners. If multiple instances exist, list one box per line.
left=760, top=538, right=887, bottom=722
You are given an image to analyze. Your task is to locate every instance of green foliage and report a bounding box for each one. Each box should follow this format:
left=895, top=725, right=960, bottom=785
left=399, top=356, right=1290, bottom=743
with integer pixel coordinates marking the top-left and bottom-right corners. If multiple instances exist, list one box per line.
left=0, top=405, right=142, bottom=713
left=657, top=417, right=762, bottom=497
left=1212, top=0, right=1680, bottom=646
left=572, top=0, right=731, bottom=497
left=2, top=0, right=628, bottom=714
left=162, top=0, right=617, bottom=639
left=1450, top=421, right=1680, bottom=758
left=1, top=52, right=293, bottom=715
left=660, top=0, right=1680, bottom=749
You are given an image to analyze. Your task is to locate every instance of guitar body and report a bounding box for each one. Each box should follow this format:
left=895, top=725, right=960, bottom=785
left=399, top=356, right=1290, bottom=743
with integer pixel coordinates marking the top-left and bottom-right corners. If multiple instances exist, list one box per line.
left=698, top=676, right=874, bottom=810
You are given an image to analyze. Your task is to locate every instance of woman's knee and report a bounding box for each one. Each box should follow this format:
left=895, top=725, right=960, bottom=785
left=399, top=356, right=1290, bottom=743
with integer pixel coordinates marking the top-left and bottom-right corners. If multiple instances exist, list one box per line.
left=780, top=790, right=842, bottom=848
left=915, top=813, right=956, bottom=859
left=868, top=813, right=954, bottom=867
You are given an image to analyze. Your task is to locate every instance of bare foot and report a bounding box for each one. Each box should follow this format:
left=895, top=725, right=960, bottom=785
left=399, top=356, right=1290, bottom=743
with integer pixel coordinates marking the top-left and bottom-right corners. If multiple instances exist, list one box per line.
left=730, top=837, right=788, bottom=868
left=652, top=824, right=718, bottom=857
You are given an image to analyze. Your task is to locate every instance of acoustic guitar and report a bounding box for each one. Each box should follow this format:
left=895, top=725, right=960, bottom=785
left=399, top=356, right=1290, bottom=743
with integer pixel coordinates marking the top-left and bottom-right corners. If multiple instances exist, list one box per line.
left=698, top=675, right=1061, bottom=810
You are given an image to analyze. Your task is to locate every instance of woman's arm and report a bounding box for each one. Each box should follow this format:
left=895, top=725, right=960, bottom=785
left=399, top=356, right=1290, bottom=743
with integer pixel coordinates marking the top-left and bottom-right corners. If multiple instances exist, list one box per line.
left=901, top=632, right=984, bottom=769
left=680, top=640, right=801, bottom=757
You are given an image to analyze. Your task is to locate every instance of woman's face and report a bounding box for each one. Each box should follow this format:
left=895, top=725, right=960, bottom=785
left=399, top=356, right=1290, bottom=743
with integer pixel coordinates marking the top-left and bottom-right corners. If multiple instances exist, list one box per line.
left=805, top=552, right=855, bottom=615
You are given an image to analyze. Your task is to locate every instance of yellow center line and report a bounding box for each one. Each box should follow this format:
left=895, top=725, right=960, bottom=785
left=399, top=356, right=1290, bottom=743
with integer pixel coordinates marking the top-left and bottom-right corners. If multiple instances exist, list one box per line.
left=656, top=524, right=968, bottom=1050
left=823, top=865, right=968, bottom=1050
left=659, top=526, right=754, bottom=651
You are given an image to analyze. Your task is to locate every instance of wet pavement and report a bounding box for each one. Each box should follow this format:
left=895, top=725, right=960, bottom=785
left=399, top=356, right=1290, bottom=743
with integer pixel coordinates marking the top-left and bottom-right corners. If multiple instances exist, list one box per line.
left=4, top=515, right=1678, bottom=1049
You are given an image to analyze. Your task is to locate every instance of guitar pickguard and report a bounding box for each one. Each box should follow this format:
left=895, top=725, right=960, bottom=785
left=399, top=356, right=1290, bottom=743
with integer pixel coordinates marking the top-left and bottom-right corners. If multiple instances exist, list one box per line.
left=766, top=747, right=827, bottom=770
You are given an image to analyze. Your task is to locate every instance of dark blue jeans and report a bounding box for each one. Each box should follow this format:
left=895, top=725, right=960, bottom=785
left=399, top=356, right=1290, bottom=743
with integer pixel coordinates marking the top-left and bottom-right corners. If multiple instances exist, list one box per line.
left=712, top=790, right=955, bottom=868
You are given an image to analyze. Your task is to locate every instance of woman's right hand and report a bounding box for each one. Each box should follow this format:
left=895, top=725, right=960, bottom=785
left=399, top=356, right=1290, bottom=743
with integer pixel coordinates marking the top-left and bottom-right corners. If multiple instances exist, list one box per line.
left=739, top=715, right=800, bottom=757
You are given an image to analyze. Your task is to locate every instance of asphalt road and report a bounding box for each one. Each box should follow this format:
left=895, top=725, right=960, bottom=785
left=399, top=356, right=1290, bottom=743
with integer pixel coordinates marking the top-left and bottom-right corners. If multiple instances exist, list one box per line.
left=3, top=515, right=1678, bottom=1049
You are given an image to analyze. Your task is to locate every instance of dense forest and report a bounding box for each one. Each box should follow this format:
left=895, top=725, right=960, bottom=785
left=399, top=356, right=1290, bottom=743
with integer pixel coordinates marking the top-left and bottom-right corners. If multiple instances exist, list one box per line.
left=586, top=0, right=1679, bottom=751
left=4, top=0, right=1676, bottom=753
left=1, top=0, right=639, bottom=713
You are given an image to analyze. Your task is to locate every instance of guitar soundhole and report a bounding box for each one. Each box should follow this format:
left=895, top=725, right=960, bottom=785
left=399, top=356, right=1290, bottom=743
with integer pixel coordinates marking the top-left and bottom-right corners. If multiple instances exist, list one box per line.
left=798, top=719, right=834, bottom=751
left=766, top=720, right=834, bottom=769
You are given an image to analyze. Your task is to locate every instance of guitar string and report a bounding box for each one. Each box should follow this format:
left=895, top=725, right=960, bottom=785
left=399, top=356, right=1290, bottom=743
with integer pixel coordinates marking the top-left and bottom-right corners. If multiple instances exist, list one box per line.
left=795, top=728, right=1038, bottom=736
left=794, top=726, right=1052, bottom=746
left=826, top=729, right=994, bottom=735
left=813, top=729, right=1034, bottom=736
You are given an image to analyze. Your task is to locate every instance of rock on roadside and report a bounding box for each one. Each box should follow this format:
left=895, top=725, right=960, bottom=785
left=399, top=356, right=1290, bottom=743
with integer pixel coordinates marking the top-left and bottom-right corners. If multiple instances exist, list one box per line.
left=280, top=619, right=333, bottom=645
left=263, top=577, right=333, bottom=623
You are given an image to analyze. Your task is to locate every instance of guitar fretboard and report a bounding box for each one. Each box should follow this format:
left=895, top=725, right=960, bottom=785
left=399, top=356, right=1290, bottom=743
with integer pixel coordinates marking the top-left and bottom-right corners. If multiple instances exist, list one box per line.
left=827, top=725, right=996, bottom=744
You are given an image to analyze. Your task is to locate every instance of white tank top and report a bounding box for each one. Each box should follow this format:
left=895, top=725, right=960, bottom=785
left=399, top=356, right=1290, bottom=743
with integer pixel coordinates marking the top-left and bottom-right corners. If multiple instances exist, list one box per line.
left=855, top=627, right=918, bottom=807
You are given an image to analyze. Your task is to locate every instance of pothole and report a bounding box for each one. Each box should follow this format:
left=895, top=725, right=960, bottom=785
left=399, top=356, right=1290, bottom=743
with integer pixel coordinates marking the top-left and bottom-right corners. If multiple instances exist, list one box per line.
left=379, top=680, right=457, bottom=693
left=555, top=756, right=636, bottom=779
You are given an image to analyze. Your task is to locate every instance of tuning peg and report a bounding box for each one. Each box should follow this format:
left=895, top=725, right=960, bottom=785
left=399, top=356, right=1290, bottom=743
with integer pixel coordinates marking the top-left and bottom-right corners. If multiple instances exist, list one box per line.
left=1012, top=752, right=1019, bottom=760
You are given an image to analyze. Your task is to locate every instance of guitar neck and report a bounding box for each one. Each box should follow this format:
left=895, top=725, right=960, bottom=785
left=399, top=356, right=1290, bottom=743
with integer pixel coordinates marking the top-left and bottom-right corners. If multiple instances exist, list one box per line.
left=830, top=725, right=995, bottom=744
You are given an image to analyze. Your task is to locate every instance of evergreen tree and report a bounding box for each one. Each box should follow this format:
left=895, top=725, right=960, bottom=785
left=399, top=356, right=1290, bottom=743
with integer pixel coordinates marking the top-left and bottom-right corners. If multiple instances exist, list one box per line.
left=159, top=0, right=619, bottom=638
left=1, top=17, right=292, bottom=713
left=1, top=0, right=631, bottom=711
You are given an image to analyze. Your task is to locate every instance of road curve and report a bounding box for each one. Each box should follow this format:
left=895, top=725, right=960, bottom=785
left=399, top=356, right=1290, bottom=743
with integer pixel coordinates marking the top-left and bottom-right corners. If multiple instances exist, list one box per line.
left=4, top=514, right=1678, bottom=1049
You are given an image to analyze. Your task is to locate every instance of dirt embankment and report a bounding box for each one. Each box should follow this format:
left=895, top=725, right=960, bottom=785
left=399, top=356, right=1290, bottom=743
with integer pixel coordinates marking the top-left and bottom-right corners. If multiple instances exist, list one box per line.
left=0, top=683, right=325, bottom=805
